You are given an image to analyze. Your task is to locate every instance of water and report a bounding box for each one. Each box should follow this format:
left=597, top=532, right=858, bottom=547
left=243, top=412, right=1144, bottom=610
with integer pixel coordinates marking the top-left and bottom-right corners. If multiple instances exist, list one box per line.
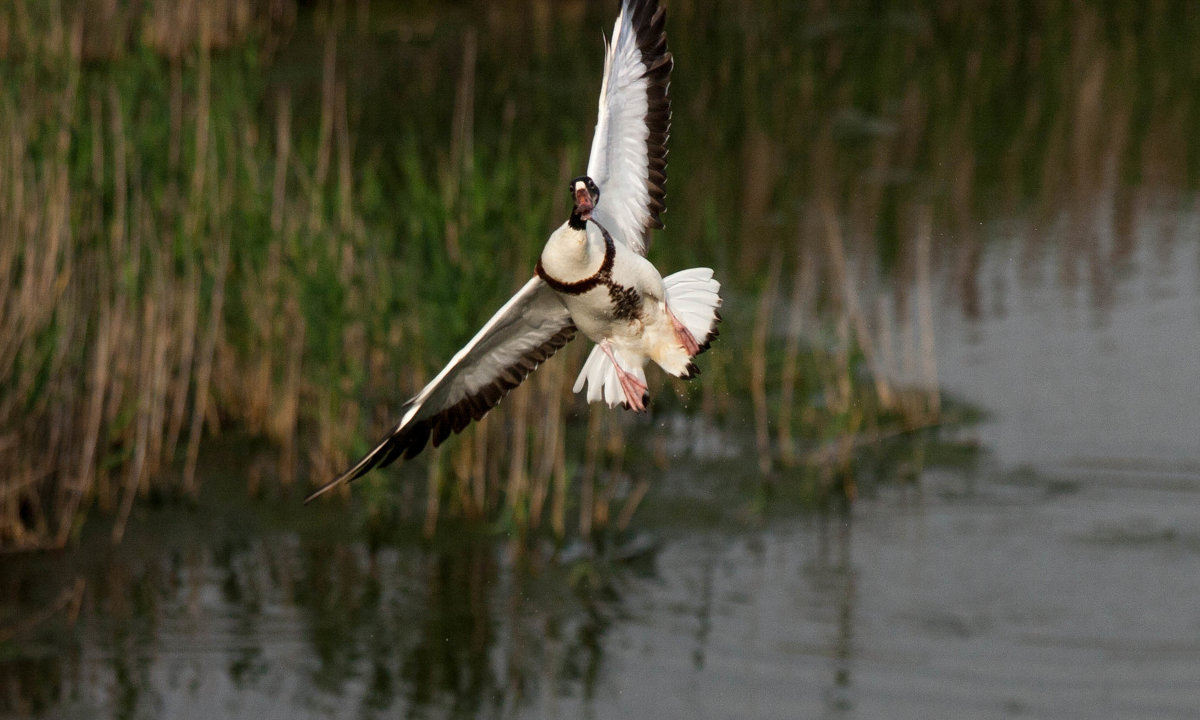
left=935, top=212, right=1200, bottom=473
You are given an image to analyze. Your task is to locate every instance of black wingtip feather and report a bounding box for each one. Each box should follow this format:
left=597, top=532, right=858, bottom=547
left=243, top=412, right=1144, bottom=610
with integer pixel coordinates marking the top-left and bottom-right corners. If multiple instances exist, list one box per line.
left=693, top=310, right=722, bottom=357
left=432, top=419, right=451, bottom=448
left=305, top=322, right=577, bottom=504
left=621, top=0, right=672, bottom=250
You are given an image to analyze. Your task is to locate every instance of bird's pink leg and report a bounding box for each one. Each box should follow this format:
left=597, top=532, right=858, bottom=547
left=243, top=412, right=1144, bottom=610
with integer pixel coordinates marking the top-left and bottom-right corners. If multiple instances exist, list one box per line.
left=599, top=342, right=648, bottom=412
left=667, top=305, right=701, bottom=356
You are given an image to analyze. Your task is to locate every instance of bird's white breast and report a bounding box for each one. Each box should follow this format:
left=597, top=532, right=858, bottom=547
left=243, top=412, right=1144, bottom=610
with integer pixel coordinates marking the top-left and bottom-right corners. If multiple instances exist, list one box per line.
left=539, top=222, right=604, bottom=285
left=543, top=223, right=667, bottom=348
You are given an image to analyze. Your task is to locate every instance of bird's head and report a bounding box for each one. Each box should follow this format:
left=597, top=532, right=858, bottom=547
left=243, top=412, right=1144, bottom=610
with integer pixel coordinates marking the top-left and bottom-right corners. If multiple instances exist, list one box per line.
left=570, top=176, right=600, bottom=223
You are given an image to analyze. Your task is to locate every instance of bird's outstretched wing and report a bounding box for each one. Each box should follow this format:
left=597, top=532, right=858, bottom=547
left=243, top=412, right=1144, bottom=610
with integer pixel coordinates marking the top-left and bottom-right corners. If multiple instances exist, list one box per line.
left=585, top=0, right=672, bottom=257
left=305, top=277, right=575, bottom=503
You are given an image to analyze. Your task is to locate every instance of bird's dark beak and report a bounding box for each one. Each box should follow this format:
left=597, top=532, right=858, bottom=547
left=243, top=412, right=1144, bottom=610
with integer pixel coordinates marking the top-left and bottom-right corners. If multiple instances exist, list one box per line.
left=573, top=184, right=594, bottom=219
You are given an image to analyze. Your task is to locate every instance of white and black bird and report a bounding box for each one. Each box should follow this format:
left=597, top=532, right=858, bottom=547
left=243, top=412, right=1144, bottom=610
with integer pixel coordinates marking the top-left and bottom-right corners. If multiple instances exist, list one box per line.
left=306, top=0, right=721, bottom=504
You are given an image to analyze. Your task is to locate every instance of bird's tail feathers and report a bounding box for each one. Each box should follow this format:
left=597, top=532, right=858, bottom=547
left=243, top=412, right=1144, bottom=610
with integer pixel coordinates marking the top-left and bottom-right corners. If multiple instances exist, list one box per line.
left=573, top=344, right=646, bottom=409
left=663, top=267, right=722, bottom=372
left=572, top=268, right=719, bottom=406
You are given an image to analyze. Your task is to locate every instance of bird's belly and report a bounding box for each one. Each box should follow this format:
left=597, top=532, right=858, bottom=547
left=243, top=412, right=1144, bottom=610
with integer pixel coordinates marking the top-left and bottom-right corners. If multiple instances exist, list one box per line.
left=559, top=285, right=652, bottom=345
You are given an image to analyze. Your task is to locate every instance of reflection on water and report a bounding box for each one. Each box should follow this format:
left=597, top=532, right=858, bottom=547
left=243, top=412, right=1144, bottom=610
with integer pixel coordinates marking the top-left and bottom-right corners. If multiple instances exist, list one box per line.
left=935, top=204, right=1200, bottom=471
left=0, top=516, right=616, bottom=720
left=6, top=437, right=1199, bottom=719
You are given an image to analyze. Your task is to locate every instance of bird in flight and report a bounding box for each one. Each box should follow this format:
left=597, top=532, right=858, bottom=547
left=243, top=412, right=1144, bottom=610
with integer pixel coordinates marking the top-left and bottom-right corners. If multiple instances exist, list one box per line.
left=306, top=0, right=721, bottom=504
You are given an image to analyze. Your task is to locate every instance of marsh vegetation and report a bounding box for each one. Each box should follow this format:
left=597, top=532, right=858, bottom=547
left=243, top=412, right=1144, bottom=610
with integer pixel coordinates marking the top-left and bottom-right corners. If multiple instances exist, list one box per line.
left=3, top=1, right=1200, bottom=718
left=4, top=0, right=1198, bottom=548
left=0, top=0, right=968, bottom=549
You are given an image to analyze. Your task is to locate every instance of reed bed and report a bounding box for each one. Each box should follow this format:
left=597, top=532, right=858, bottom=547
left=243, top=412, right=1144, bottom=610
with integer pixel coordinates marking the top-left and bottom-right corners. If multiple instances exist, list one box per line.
left=1, top=0, right=1197, bottom=550
left=0, top=0, right=303, bottom=548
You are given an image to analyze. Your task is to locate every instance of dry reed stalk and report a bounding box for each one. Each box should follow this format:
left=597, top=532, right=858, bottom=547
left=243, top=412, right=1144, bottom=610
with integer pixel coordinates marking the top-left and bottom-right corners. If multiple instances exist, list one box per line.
left=485, top=411, right=504, bottom=512
left=818, top=195, right=894, bottom=409
left=106, top=76, right=146, bottom=543
left=177, top=14, right=224, bottom=495
left=750, top=253, right=778, bottom=475
left=0, top=198, right=24, bottom=454
left=335, top=80, right=354, bottom=232
left=550, top=437, right=569, bottom=537
left=578, top=405, right=603, bottom=539
left=939, top=100, right=981, bottom=319
left=697, top=329, right=725, bottom=418
left=801, top=417, right=946, bottom=469
left=451, top=420, right=478, bottom=519
left=302, top=387, right=336, bottom=495
left=593, top=411, right=630, bottom=533
left=1092, top=107, right=1132, bottom=308
left=471, top=413, right=489, bottom=517
left=875, top=295, right=896, bottom=394
left=164, top=261, right=198, bottom=462
left=913, top=205, right=939, bottom=417
left=113, top=229, right=154, bottom=544
left=550, top=353, right=580, bottom=537
left=311, top=22, right=337, bottom=230
left=271, top=91, right=291, bottom=232
left=169, top=56, right=183, bottom=171
left=527, top=431, right=551, bottom=530
left=423, top=449, right=442, bottom=538
left=146, top=251, right=172, bottom=488
left=0, top=577, right=85, bottom=642
left=275, top=295, right=306, bottom=487
left=847, top=129, right=894, bottom=251
left=142, top=0, right=259, bottom=58
left=505, top=373, right=531, bottom=522
left=57, top=280, right=106, bottom=544
left=232, top=92, right=293, bottom=436
left=97, top=249, right=130, bottom=514
left=777, top=240, right=815, bottom=466
left=0, top=104, right=15, bottom=322
left=443, top=27, right=478, bottom=265
left=184, top=227, right=230, bottom=494
left=811, top=307, right=851, bottom=429
left=262, top=96, right=301, bottom=453
left=735, top=128, right=778, bottom=275
left=185, top=1, right=212, bottom=239
left=527, top=358, right=565, bottom=529
left=614, top=478, right=649, bottom=532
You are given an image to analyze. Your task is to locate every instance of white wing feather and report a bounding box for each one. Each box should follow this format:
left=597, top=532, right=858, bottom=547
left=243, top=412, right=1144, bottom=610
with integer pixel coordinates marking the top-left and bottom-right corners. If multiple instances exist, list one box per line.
left=586, top=0, right=672, bottom=256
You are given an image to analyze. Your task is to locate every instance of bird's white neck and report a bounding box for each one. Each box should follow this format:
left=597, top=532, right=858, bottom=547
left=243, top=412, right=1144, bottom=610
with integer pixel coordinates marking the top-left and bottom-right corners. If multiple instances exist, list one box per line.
left=539, top=221, right=605, bottom=283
